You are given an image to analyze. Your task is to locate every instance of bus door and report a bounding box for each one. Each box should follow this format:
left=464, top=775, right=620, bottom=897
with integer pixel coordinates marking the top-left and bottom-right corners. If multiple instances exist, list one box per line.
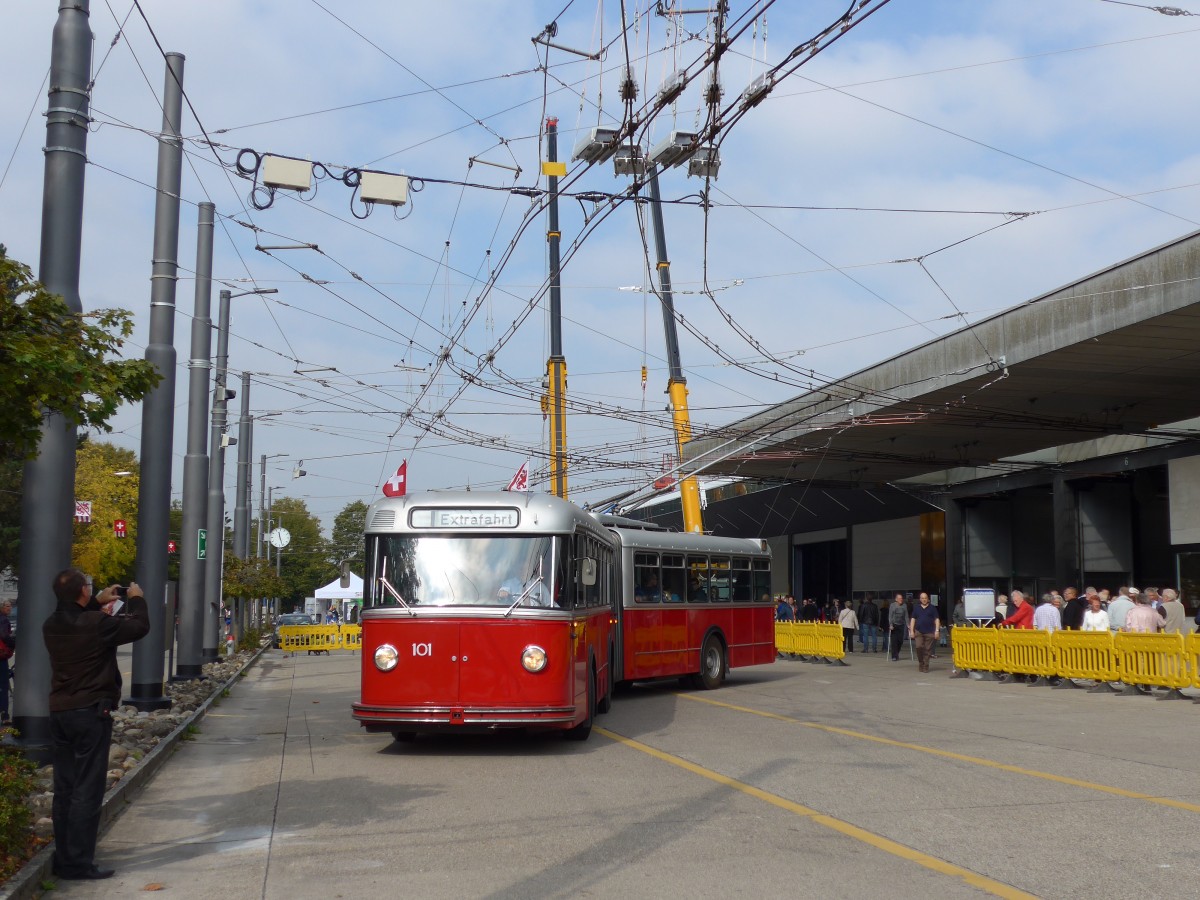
left=659, top=553, right=689, bottom=672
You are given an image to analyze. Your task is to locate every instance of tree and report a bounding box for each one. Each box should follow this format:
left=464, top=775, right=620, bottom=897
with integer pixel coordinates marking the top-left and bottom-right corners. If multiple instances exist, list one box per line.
left=72, top=441, right=139, bottom=586
left=329, top=500, right=368, bottom=575
left=222, top=556, right=286, bottom=603
left=0, top=249, right=160, bottom=461
left=268, top=497, right=334, bottom=605
left=0, top=248, right=160, bottom=574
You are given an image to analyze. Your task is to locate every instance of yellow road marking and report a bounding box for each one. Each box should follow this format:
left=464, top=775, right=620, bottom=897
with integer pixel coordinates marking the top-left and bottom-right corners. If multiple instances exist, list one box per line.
left=681, top=693, right=1200, bottom=815
left=596, top=726, right=1037, bottom=900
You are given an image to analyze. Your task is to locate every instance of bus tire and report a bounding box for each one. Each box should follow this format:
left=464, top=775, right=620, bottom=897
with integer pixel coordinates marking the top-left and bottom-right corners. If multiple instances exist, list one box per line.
left=596, top=645, right=614, bottom=714
left=697, top=633, right=726, bottom=690
left=392, top=731, right=417, bottom=743
left=565, top=667, right=595, bottom=741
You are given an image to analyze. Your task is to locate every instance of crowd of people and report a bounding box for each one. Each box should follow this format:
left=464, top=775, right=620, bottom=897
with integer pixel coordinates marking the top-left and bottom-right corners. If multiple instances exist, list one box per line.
left=950, top=585, right=1194, bottom=635
left=776, top=584, right=1196, bottom=676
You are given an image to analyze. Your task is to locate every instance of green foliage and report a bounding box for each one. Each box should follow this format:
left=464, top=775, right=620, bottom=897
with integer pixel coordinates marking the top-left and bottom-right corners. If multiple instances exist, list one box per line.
left=0, top=457, right=20, bottom=577
left=0, top=250, right=160, bottom=461
left=330, top=500, right=367, bottom=574
left=72, top=440, right=140, bottom=585
left=0, top=741, right=37, bottom=880
left=222, top=556, right=286, bottom=601
left=237, top=627, right=264, bottom=651
left=269, top=497, right=336, bottom=604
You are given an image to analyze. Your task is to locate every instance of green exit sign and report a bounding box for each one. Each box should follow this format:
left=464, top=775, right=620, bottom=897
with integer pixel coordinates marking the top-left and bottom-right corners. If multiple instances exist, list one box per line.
left=198, top=528, right=207, bottom=560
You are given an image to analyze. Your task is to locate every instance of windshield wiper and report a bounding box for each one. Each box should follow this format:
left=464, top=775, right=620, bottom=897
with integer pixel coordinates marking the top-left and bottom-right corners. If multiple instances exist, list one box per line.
left=379, top=576, right=416, bottom=616
left=503, top=575, right=545, bottom=617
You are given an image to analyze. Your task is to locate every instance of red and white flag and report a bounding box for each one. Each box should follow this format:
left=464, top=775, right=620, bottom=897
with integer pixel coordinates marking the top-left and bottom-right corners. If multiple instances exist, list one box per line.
left=382, top=461, right=407, bottom=497
left=506, top=460, right=530, bottom=492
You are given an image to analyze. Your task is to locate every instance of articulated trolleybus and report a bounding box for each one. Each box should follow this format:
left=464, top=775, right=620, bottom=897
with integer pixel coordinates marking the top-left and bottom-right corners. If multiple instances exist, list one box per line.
left=352, top=490, right=772, bottom=742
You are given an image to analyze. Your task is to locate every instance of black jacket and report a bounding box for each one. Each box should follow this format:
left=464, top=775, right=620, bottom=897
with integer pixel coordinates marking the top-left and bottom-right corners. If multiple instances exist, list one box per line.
left=1062, top=597, right=1087, bottom=631
left=43, top=594, right=150, bottom=712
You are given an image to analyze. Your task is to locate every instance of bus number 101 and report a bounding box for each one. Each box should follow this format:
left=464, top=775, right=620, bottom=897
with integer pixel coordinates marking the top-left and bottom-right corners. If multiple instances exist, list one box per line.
left=412, top=642, right=433, bottom=657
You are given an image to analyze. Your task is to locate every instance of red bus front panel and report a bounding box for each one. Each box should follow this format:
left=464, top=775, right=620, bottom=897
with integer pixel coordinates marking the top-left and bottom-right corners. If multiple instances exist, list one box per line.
left=354, top=614, right=583, bottom=732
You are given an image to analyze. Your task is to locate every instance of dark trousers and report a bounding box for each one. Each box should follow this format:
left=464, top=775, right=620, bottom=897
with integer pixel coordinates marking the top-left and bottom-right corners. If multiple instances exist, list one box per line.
left=915, top=632, right=936, bottom=671
left=0, top=658, right=9, bottom=720
left=842, top=627, right=855, bottom=652
left=51, top=705, right=113, bottom=875
left=889, top=625, right=905, bottom=659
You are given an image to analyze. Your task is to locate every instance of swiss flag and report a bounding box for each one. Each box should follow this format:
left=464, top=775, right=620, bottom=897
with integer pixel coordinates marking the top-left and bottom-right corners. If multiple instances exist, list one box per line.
left=506, top=460, right=530, bottom=492
left=382, top=461, right=407, bottom=497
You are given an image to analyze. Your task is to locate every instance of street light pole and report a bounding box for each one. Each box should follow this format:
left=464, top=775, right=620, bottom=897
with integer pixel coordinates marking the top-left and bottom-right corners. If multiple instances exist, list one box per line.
left=202, top=287, right=276, bottom=661
left=177, top=200, right=214, bottom=680
left=129, top=51, right=186, bottom=713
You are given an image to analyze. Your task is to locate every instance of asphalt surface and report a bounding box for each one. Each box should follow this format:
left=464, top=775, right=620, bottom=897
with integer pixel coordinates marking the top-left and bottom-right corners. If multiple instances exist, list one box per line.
left=45, top=642, right=1200, bottom=899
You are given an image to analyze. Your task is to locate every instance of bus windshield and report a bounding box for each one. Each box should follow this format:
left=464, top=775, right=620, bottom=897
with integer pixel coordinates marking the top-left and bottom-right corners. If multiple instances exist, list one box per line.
left=367, top=534, right=558, bottom=608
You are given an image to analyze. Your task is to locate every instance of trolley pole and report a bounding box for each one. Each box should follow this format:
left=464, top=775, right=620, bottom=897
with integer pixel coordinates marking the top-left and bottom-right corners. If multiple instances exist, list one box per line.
left=14, top=0, right=95, bottom=758
left=544, top=117, right=568, bottom=499
left=176, top=201, right=214, bottom=680
left=129, top=51, right=185, bottom=712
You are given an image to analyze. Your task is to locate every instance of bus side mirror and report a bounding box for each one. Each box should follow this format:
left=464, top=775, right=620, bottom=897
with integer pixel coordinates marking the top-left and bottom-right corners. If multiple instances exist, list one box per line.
left=579, top=558, right=597, bottom=586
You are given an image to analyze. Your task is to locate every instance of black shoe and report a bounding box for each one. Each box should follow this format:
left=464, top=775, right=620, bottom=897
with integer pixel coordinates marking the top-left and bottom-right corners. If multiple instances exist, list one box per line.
left=55, top=865, right=115, bottom=880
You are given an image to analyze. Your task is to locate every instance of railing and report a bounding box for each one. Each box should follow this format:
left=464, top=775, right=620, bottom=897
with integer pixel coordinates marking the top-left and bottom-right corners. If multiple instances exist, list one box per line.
left=949, top=626, right=1194, bottom=690
left=278, top=624, right=361, bottom=653
left=774, top=622, right=846, bottom=661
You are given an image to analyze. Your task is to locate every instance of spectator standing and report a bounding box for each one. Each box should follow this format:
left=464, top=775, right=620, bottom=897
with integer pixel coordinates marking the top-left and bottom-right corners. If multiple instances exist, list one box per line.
left=858, top=597, right=880, bottom=652
left=837, top=601, right=858, bottom=653
left=43, top=570, right=150, bottom=881
left=1160, top=589, right=1186, bottom=634
left=1080, top=594, right=1110, bottom=632
left=1002, top=591, right=1034, bottom=629
left=908, top=592, right=940, bottom=673
left=1124, top=593, right=1162, bottom=633
left=1033, top=593, right=1062, bottom=632
left=776, top=596, right=795, bottom=622
left=993, top=594, right=1009, bottom=625
left=1060, top=587, right=1086, bottom=631
left=1107, top=588, right=1135, bottom=633
left=0, top=600, right=13, bottom=725
left=888, top=594, right=908, bottom=661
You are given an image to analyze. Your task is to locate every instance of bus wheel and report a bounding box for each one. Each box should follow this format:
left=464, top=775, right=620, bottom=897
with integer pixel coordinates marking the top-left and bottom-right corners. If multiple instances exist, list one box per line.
left=596, top=647, right=614, bottom=714
left=392, top=731, right=417, bottom=743
left=565, top=668, right=595, bottom=741
left=697, top=634, right=726, bottom=690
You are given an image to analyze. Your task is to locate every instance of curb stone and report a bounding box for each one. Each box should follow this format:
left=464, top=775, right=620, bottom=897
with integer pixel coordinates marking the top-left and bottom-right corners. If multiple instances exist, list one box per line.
left=0, top=644, right=268, bottom=900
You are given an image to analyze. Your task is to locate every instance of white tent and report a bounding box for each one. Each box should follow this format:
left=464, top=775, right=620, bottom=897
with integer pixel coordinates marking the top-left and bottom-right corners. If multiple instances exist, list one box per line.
left=313, top=573, right=363, bottom=600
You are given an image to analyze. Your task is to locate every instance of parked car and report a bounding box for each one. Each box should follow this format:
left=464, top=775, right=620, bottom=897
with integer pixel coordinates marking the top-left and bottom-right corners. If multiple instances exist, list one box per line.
left=273, top=613, right=312, bottom=648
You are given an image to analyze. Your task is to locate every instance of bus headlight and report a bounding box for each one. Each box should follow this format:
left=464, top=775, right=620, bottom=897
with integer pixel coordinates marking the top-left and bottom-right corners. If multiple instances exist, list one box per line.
left=374, top=643, right=399, bottom=672
left=521, top=645, right=547, bottom=673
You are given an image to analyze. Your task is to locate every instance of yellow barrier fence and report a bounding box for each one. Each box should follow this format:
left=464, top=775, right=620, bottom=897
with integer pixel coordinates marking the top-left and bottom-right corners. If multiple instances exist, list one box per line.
left=997, top=629, right=1056, bottom=678
left=1112, top=632, right=1189, bottom=690
left=1187, top=633, right=1200, bottom=690
left=278, top=624, right=361, bottom=653
left=1052, top=631, right=1119, bottom=682
left=773, top=622, right=845, bottom=661
left=950, top=626, right=1002, bottom=673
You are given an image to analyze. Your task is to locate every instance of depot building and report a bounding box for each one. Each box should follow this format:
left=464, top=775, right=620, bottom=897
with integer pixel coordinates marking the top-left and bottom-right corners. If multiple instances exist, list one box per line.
left=634, top=229, right=1200, bottom=615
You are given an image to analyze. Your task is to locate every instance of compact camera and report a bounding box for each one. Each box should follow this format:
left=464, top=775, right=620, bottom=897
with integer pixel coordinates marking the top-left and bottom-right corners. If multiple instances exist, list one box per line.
left=114, top=586, right=129, bottom=598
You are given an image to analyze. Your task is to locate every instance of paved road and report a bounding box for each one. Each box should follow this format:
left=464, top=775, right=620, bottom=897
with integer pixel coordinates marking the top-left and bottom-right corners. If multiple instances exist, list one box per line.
left=51, top=646, right=1200, bottom=899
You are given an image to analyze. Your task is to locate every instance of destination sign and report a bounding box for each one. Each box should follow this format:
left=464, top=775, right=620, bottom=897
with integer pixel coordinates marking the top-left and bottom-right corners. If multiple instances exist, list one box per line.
left=410, top=508, right=520, bottom=529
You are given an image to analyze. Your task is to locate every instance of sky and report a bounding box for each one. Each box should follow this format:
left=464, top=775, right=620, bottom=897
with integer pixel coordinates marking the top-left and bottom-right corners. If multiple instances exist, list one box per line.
left=3, top=0, right=1200, bottom=537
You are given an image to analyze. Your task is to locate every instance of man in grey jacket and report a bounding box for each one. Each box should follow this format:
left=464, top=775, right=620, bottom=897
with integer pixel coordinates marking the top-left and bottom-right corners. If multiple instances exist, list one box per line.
left=887, top=594, right=908, bottom=661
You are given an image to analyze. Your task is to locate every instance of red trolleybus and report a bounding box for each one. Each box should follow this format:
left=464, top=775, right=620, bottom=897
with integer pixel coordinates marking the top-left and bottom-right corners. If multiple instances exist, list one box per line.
left=353, top=491, right=617, bottom=741
left=600, top=516, right=774, bottom=689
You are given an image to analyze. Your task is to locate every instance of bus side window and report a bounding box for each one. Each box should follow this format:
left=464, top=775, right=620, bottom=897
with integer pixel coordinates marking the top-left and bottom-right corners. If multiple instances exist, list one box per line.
left=634, top=553, right=660, bottom=603
left=731, top=557, right=752, bottom=602
left=661, top=553, right=686, bottom=603
left=753, top=558, right=771, bottom=603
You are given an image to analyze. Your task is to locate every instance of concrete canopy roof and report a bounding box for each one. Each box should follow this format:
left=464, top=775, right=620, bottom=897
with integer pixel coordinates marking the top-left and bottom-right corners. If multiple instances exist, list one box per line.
left=685, top=229, right=1200, bottom=487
